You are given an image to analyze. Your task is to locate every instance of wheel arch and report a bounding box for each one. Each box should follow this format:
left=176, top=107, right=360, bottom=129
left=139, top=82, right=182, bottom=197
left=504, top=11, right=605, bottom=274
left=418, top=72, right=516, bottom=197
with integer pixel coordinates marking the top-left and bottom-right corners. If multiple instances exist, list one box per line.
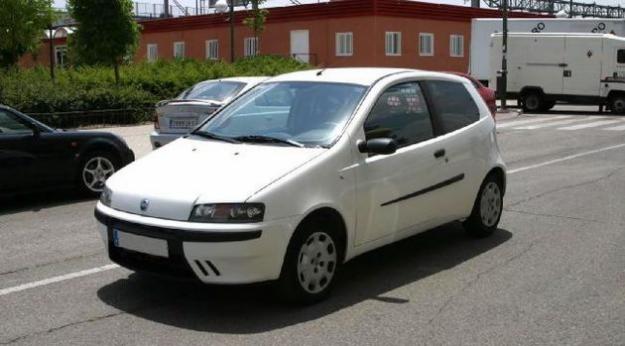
left=292, top=206, right=349, bottom=264
left=486, top=166, right=507, bottom=196
left=520, top=86, right=545, bottom=97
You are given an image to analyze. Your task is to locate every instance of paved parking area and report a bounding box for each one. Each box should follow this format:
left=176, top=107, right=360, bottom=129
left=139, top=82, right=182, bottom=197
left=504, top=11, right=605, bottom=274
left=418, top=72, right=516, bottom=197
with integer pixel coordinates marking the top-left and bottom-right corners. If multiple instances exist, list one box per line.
left=2, top=106, right=625, bottom=345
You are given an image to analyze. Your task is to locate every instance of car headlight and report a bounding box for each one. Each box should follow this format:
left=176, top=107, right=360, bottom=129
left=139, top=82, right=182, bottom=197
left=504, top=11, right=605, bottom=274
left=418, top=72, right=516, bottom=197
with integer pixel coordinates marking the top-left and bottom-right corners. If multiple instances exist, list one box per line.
left=100, top=186, right=112, bottom=207
left=189, top=203, right=265, bottom=223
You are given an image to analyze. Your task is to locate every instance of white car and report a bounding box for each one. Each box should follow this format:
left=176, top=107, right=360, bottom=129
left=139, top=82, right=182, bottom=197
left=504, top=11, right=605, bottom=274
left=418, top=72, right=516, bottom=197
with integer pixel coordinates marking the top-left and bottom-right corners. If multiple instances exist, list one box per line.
left=150, top=77, right=267, bottom=148
left=95, top=68, right=506, bottom=304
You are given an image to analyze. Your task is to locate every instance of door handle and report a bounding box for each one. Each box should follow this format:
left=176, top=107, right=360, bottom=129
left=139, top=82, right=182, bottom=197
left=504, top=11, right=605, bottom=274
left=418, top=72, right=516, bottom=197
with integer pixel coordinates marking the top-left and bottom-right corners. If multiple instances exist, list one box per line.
left=434, top=149, right=446, bottom=158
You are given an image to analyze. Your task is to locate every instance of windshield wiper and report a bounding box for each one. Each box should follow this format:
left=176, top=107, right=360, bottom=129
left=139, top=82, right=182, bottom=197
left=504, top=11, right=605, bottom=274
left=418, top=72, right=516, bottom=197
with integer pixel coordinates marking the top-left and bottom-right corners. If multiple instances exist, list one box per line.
left=192, top=131, right=240, bottom=143
left=233, top=135, right=305, bottom=148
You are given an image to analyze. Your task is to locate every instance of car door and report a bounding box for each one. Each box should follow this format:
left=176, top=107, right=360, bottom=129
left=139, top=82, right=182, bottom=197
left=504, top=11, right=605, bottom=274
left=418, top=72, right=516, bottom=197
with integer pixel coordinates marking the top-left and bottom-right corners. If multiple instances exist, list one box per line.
left=422, top=79, right=486, bottom=221
left=354, top=82, right=451, bottom=246
left=0, top=110, right=39, bottom=192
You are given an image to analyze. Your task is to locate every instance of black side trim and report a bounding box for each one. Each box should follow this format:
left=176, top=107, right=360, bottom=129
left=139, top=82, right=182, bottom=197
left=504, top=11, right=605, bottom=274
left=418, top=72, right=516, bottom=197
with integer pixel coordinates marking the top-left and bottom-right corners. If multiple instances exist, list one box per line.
left=380, top=174, right=465, bottom=207
left=94, top=209, right=262, bottom=242
left=601, top=79, right=625, bottom=84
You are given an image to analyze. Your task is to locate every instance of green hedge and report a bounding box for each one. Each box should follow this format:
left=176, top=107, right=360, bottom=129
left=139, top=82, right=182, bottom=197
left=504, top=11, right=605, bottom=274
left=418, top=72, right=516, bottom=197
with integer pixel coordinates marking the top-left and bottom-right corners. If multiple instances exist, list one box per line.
left=0, top=56, right=309, bottom=126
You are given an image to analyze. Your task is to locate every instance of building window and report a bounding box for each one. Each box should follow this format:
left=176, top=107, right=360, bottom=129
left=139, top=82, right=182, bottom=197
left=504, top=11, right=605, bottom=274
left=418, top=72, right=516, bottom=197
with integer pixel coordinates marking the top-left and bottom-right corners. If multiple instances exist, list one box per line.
left=450, top=35, right=464, bottom=57
left=173, top=41, right=185, bottom=58
left=244, top=37, right=258, bottom=57
left=147, top=43, right=158, bottom=62
left=385, top=32, right=401, bottom=56
left=54, top=45, right=68, bottom=68
left=336, top=32, right=353, bottom=57
left=206, top=39, right=219, bottom=60
left=419, top=33, right=434, bottom=56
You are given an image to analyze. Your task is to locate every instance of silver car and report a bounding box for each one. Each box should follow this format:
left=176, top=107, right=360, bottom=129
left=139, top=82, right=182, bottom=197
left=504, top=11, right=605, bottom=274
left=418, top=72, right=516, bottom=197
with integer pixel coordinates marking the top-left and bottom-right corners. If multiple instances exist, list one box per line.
left=150, top=77, right=267, bottom=148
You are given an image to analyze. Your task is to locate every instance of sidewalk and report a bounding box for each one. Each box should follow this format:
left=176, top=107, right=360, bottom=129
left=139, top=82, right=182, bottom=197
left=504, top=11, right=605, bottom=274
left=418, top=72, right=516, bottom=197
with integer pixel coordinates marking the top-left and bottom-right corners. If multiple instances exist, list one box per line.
left=85, top=124, right=153, bottom=158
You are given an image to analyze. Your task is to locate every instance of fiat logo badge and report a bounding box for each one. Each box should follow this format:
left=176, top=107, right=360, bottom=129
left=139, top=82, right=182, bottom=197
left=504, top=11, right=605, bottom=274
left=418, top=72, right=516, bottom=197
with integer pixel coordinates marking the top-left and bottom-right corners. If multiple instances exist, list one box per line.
left=140, top=199, right=149, bottom=211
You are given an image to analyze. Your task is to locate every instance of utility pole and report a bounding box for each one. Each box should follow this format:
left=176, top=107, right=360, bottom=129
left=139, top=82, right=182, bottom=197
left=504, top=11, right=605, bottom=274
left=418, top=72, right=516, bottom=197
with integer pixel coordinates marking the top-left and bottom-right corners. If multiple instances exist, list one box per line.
left=230, top=0, right=235, bottom=62
left=569, top=0, right=574, bottom=18
left=48, top=25, right=55, bottom=81
left=500, top=0, right=508, bottom=109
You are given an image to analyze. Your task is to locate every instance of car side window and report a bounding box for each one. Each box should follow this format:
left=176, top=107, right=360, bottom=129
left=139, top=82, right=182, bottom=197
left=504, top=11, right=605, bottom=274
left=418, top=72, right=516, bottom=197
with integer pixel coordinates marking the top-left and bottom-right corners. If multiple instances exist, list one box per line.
left=423, top=80, right=480, bottom=134
left=0, top=111, right=33, bottom=135
left=364, top=82, right=434, bottom=149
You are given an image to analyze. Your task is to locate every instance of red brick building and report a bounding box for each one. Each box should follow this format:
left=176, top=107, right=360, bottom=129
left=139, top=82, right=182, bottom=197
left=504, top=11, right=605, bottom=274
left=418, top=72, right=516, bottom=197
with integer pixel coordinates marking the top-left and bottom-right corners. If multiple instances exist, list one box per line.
left=23, top=0, right=545, bottom=73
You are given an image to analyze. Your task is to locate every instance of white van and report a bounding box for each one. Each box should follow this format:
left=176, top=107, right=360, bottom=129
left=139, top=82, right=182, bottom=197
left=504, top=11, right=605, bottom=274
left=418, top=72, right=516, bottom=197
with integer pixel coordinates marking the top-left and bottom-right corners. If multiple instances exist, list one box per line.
left=471, top=18, right=625, bottom=83
left=490, top=33, right=625, bottom=113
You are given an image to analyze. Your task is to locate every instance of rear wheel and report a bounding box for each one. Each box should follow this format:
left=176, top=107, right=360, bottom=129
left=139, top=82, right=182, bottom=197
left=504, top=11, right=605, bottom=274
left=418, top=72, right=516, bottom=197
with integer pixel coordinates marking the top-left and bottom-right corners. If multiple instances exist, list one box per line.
left=463, top=174, right=503, bottom=238
left=79, top=151, right=119, bottom=196
left=521, top=92, right=543, bottom=113
left=610, top=94, right=625, bottom=114
left=276, top=218, right=342, bottom=305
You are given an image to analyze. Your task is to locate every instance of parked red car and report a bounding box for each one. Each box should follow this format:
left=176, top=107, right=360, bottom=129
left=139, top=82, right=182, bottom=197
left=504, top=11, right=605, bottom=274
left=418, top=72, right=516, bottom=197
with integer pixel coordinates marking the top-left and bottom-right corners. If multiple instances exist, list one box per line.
left=449, top=72, right=497, bottom=117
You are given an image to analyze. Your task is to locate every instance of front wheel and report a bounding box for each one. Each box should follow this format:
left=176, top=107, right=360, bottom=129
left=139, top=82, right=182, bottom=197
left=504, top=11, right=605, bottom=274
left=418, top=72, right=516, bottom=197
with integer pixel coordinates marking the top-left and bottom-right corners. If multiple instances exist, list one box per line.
left=276, top=219, right=342, bottom=304
left=79, top=151, right=119, bottom=196
left=463, top=175, right=504, bottom=238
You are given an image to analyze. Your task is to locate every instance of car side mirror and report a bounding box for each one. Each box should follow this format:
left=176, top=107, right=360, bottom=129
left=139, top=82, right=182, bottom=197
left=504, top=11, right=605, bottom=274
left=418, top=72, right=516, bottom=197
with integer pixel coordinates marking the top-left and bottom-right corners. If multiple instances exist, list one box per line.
left=358, top=138, right=397, bottom=155
left=30, top=125, right=41, bottom=138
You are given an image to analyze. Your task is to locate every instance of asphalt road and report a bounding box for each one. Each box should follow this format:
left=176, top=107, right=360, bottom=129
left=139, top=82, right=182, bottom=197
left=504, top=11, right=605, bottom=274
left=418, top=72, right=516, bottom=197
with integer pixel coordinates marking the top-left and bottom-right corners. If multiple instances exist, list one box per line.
left=2, top=106, right=625, bottom=345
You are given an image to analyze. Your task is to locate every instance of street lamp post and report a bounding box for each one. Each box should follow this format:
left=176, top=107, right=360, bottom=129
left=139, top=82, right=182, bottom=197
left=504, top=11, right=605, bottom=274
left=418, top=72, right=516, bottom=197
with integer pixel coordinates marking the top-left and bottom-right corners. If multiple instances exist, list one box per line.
left=500, top=0, right=508, bottom=110
left=229, top=0, right=234, bottom=62
left=48, top=25, right=55, bottom=81
left=215, top=0, right=235, bottom=63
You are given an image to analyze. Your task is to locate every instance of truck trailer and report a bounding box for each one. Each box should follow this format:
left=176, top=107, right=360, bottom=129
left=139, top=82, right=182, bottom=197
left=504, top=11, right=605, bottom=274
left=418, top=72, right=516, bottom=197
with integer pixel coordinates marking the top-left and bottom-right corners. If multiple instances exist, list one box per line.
left=472, top=18, right=625, bottom=84
left=489, top=33, right=625, bottom=113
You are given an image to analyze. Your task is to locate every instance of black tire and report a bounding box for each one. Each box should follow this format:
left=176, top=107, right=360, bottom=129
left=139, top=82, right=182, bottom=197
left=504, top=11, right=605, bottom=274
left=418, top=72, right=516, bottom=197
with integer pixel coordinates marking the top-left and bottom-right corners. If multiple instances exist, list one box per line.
left=78, top=150, right=120, bottom=196
left=610, top=94, right=625, bottom=115
left=276, top=218, right=343, bottom=305
left=521, top=92, right=543, bottom=113
left=463, top=174, right=504, bottom=238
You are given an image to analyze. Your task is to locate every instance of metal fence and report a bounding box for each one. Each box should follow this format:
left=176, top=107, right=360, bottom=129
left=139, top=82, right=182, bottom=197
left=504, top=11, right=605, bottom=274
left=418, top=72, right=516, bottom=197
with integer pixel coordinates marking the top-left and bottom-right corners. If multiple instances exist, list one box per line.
left=27, top=108, right=155, bottom=129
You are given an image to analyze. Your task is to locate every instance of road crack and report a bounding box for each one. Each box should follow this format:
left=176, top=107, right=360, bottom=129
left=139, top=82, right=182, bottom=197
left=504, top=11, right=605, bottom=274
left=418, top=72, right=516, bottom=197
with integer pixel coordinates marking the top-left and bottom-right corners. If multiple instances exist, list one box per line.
left=0, top=311, right=125, bottom=345
left=507, top=166, right=624, bottom=208
left=426, top=240, right=539, bottom=326
left=504, top=208, right=604, bottom=224
left=0, top=252, right=102, bottom=277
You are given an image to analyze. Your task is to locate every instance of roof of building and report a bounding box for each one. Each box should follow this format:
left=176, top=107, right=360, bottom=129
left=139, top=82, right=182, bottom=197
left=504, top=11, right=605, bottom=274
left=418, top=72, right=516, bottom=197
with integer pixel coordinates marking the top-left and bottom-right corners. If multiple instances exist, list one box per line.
left=140, top=0, right=551, bottom=33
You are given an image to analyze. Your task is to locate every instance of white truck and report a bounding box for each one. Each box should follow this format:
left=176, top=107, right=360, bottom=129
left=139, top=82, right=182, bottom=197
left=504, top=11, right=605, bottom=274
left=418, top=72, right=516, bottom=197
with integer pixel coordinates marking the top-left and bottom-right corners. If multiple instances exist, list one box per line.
left=489, top=33, right=625, bottom=113
left=471, top=18, right=625, bottom=84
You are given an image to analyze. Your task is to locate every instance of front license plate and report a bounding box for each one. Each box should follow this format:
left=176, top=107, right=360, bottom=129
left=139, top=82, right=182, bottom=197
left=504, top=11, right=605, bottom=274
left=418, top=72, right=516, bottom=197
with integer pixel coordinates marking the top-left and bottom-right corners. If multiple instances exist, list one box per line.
left=169, top=117, right=198, bottom=129
left=113, top=229, right=169, bottom=258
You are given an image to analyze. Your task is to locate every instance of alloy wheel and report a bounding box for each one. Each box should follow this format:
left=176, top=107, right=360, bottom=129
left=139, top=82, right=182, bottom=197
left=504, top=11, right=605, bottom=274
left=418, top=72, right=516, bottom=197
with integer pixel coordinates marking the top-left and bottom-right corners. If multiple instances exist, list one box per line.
left=480, top=181, right=502, bottom=227
left=82, top=156, right=115, bottom=193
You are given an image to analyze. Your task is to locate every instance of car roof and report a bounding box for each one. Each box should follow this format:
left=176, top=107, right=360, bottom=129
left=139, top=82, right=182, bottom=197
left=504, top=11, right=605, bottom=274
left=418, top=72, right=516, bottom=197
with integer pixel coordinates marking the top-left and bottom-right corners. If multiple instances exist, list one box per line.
left=268, top=68, right=416, bottom=86
left=214, top=76, right=268, bottom=85
left=265, top=68, right=467, bottom=86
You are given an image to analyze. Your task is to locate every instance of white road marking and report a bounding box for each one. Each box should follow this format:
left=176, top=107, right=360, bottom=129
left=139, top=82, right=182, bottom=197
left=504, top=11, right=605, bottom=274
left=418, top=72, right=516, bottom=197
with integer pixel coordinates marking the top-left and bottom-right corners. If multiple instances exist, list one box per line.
left=497, top=116, right=570, bottom=129
left=508, top=143, right=625, bottom=174
left=3, top=142, right=625, bottom=297
left=0, top=264, right=119, bottom=297
left=558, top=119, right=624, bottom=130
left=604, top=123, right=625, bottom=131
left=514, top=117, right=602, bottom=130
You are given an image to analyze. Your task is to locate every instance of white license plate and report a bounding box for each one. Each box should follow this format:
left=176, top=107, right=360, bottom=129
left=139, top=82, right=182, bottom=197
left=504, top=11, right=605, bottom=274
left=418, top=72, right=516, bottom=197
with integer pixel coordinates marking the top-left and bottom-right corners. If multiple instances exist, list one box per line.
left=113, top=229, right=168, bottom=258
left=169, top=117, right=198, bottom=129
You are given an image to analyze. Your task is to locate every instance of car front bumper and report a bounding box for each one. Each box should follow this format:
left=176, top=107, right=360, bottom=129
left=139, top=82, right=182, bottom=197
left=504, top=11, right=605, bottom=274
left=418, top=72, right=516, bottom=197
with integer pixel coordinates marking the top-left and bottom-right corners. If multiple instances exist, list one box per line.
left=94, top=203, right=296, bottom=284
left=149, top=131, right=182, bottom=149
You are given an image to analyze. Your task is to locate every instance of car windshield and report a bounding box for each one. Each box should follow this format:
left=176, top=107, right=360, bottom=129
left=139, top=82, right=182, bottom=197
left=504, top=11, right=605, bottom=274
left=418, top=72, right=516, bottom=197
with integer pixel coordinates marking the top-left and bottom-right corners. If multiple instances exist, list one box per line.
left=179, top=81, right=245, bottom=102
left=195, top=82, right=367, bottom=147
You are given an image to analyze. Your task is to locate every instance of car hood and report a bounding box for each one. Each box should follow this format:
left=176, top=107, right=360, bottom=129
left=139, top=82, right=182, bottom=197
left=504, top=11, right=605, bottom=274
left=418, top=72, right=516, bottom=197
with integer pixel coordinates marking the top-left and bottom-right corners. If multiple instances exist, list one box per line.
left=106, top=137, right=325, bottom=221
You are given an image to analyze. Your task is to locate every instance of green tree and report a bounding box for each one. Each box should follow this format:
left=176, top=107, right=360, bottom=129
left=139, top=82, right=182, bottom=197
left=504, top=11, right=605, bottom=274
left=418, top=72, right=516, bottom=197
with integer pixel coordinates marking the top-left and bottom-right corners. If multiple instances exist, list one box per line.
left=0, top=0, right=54, bottom=68
left=243, top=0, right=268, bottom=55
left=68, top=0, right=139, bottom=83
